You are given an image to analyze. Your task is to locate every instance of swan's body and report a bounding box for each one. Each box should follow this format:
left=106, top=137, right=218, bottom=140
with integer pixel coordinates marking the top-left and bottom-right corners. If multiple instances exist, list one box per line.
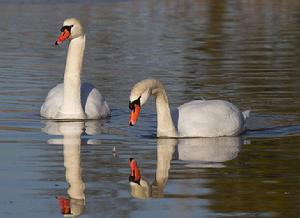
left=41, top=18, right=110, bottom=120
left=176, top=100, right=247, bottom=137
left=129, top=79, right=250, bottom=138
left=41, top=82, right=110, bottom=119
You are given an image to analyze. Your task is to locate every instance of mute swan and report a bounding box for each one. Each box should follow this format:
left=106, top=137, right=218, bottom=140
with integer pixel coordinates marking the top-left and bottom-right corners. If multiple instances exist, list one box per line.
left=41, top=18, right=110, bottom=120
left=129, top=79, right=250, bottom=137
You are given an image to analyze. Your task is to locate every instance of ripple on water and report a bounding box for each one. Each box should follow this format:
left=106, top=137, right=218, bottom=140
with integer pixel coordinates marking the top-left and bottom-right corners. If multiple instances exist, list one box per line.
left=0, top=1, right=300, bottom=218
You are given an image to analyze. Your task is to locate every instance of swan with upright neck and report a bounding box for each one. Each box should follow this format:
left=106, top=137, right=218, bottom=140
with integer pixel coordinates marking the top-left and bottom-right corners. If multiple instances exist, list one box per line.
left=129, top=79, right=250, bottom=138
left=41, top=18, right=110, bottom=120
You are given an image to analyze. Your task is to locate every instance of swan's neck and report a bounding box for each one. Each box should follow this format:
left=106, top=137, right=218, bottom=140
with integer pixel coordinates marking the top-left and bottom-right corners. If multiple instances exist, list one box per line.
left=60, top=35, right=86, bottom=118
left=153, top=86, right=178, bottom=137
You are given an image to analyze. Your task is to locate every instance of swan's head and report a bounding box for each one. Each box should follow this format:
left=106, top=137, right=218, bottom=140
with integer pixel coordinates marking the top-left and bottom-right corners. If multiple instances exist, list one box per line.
left=129, top=79, right=160, bottom=126
left=55, top=18, right=84, bottom=45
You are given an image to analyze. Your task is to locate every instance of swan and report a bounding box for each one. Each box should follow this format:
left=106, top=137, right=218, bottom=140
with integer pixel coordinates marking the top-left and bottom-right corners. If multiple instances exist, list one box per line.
left=129, top=79, right=250, bottom=137
left=41, top=18, right=110, bottom=120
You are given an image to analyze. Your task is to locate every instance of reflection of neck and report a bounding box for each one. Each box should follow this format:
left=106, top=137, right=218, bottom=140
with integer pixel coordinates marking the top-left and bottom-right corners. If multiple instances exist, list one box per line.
left=151, top=138, right=177, bottom=197
left=129, top=139, right=177, bottom=199
left=60, top=35, right=86, bottom=117
left=64, top=131, right=85, bottom=200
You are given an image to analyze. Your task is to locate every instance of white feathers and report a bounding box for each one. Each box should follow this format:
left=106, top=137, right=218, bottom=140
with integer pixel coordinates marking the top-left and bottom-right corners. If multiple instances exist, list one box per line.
left=40, top=18, right=110, bottom=120
left=41, top=83, right=110, bottom=119
left=130, top=79, right=250, bottom=137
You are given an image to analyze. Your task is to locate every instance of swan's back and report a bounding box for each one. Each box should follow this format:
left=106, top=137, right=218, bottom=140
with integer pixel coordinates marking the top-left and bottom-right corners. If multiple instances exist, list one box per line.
left=80, top=83, right=110, bottom=119
left=177, top=100, right=245, bottom=137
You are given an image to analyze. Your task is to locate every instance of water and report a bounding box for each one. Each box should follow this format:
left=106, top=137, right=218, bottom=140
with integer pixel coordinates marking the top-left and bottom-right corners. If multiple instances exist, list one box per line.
left=0, top=0, right=300, bottom=217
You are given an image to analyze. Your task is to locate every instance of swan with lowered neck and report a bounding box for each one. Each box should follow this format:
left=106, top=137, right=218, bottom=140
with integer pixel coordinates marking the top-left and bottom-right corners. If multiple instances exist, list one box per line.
left=129, top=79, right=250, bottom=138
left=41, top=18, right=110, bottom=120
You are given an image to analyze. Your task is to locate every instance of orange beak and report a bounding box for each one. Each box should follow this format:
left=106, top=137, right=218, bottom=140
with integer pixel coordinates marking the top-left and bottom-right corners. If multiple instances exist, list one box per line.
left=56, top=196, right=71, bottom=215
left=129, top=158, right=141, bottom=183
left=129, top=105, right=140, bottom=126
left=55, top=29, right=70, bottom=45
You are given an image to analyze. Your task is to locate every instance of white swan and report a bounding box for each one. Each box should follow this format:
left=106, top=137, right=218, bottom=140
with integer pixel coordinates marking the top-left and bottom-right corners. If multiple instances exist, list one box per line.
left=129, top=79, right=250, bottom=137
left=41, top=18, right=110, bottom=120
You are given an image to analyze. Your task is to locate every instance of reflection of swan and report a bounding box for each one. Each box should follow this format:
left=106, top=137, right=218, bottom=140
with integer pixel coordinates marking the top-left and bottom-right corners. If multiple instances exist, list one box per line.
left=178, top=137, right=241, bottom=168
left=129, top=139, right=176, bottom=199
left=129, top=137, right=242, bottom=199
left=43, top=121, right=100, bottom=217
left=129, top=79, right=250, bottom=137
left=40, top=18, right=110, bottom=120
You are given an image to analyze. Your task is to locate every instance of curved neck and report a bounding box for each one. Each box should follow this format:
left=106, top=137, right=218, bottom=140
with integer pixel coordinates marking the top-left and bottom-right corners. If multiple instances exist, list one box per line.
left=152, top=83, right=178, bottom=137
left=60, top=35, right=86, bottom=117
left=151, top=139, right=176, bottom=197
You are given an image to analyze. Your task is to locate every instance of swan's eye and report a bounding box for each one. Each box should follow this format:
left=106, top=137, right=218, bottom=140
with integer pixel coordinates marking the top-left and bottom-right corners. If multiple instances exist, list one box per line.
left=129, top=102, right=134, bottom=110
left=129, top=97, right=141, bottom=111
left=60, top=25, right=74, bottom=33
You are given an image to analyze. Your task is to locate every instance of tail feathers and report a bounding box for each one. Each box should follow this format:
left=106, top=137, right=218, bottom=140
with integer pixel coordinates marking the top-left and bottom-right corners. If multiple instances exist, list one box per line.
left=242, top=110, right=251, bottom=122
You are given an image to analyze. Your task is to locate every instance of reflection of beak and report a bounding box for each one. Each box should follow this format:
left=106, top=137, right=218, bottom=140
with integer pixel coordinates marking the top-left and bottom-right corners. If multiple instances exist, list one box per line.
left=129, top=105, right=140, bottom=126
left=55, top=29, right=70, bottom=45
left=56, top=196, right=71, bottom=215
left=129, top=158, right=141, bottom=184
